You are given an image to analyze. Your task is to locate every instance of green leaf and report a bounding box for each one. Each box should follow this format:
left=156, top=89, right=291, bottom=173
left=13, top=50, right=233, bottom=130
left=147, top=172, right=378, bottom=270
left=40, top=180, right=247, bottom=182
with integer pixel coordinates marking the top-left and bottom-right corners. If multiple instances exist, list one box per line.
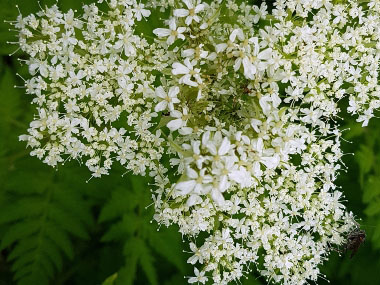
left=362, top=176, right=380, bottom=203
left=102, top=272, right=118, bottom=285
left=0, top=166, right=92, bottom=284
left=101, top=175, right=185, bottom=284
left=116, top=255, right=138, bottom=285
left=356, top=145, right=374, bottom=186
left=138, top=241, right=158, bottom=285
left=99, top=187, right=138, bottom=222
left=364, top=199, right=380, bottom=216
left=1, top=220, right=40, bottom=250
left=147, top=228, right=187, bottom=274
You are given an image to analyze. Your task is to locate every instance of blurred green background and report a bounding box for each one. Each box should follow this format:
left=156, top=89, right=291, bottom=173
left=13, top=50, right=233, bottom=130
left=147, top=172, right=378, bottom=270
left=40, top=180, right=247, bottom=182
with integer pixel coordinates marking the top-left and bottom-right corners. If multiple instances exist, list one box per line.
left=0, top=0, right=379, bottom=284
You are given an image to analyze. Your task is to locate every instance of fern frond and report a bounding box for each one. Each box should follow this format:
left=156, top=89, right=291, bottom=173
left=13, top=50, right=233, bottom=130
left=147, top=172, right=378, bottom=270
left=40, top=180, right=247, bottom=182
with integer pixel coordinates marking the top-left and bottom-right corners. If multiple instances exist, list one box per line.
left=0, top=166, right=93, bottom=285
left=100, top=175, right=187, bottom=285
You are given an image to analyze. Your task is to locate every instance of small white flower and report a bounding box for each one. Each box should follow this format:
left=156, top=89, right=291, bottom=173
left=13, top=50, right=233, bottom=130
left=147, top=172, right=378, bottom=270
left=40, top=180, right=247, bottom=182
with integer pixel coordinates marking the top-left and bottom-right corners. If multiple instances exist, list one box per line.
left=67, top=70, right=85, bottom=86
left=174, top=0, right=206, bottom=26
left=172, top=58, right=202, bottom=87
left=154, top=86, right=180, bottom=112
left=187, top=243, right=203, bottom=264
left=153, top=18, right=186, bottom=45
left=175, top=168, right=212, bottom=195
left=167, top=107, right=192, bottom=134
left=114, top=32, right=137, bottom=56
left=253, top=3, right=268, bottom=23
left=132, top=3, right=151, bottom=21
left=188, top=267, right=207, bottom=284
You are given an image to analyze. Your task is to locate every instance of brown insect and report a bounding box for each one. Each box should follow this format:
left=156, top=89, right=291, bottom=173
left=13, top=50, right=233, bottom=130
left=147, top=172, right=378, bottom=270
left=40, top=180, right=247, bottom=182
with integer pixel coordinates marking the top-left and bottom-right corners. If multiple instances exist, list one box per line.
left=242, top=86, right=252, bottom=94
left=343, top=226, right=366, bottom=258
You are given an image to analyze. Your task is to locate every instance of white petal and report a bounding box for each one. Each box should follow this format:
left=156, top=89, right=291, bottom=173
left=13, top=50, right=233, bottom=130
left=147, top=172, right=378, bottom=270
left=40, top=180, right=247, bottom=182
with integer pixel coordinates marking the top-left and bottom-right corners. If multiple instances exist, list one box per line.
left=167, top=118, right=183, bottom=131
left=182, top=49, right=195, bottom=57
left=230, top=169, right=253, bottom=187
left=153, top=28, right=171, bottom=37
left=183, top=0, right=193, bottom=9
left=253, top=162, right=262, bottom=177
left=174, top=9, right=189, bottom=17
left=187, top=167, right=198, bottom=179
left=206, top=143, right=217, bottom=156
left=242, top=57, right=256, bottom=79
left=258, top=48, right=272, bottom=60
left=195, top=4, right=205, bottom=13
left=196, top=89, right=203, bottom=101
left=175, top=180, right=196, bottom=195
left=233, top=58, right=242, bottom=71
left=154, top=101, right=167, bottom=112
left=256, top=138, right=264, bottom=153
left=141, top=9, right=151, bottom=17
left=207, top=52, right=217, bottom=60
left=177, top=27, right=187, bottom=33
left=185, top=16, right=193, bottom=26
left=186, top=194, right=202, bottom=207
left=211, top=188, right=225, bottom=206
left=219, top=175, right=229, bottom=192
left=215, top=43, right=228, bottom=53
left=170, top=110, right=182, bottom=118
left=179, top=127, right=193, bottom=135
left=229, top=29, right=240, bottom=42
left=200, top=22, right=208, bottom=30
left=202, top=131, right=210, bottom=146
left=251, top=119, right=262, bottom=132
left=167, top=35, right=175, bottom=45
left=172, top=63, right=189, bottom=75
left=181, top=75, right=198, bottom=87
left=218, top=137, right=231, bottom=155
left=155, top=86, right=167, bottom=98
left=168, top=18, right=177, bottom=30
left=261, top=155, right=280, bottom=169
left=168, top=86, right=179, bottom=97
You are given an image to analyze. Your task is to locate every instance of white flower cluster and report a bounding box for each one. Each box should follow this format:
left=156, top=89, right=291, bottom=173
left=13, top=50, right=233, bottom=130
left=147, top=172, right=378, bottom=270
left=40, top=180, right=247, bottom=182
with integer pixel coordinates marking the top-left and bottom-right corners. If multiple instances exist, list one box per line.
left=13, top=0, right=380, bottom=284
left=15, top=1, right=163, bottom=177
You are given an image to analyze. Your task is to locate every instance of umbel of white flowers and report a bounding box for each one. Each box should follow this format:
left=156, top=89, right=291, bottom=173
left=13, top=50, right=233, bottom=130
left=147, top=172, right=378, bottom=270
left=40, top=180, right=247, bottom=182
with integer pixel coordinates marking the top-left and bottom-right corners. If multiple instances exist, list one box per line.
left=12, top=0, right=380, bottom=284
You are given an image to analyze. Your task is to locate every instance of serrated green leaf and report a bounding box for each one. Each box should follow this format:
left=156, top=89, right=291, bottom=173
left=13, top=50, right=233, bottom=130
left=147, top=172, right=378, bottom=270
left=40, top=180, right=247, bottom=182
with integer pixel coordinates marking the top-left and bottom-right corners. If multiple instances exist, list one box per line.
left=53, top=187, right=94, bottom=227
left=1, top=220, right=40, bottom=249
left=39, top=237, right=63, bottom=271
left=13, top=264, right=35, bottom=281
left=148, top=228, right=186, bottom=274
left=116, top=257, right=138, bottom=285
left=11, top=251, right=36, bottom=273
left=48, top=205, right=89, bottom=239
left=18, top=268, right=49, bottom=285
left=101, top=220, right=129, bottom=242
left=138, top=241, right=158, bottom=285
left=116, top=237, right=141, bottom=285
left=0, top=198, right=45, bottom=225
left=8, top=238, right=38, bottom=261
left=99, top=188, right=137, bottom=222
left=44, top=224, right=74, bottom=259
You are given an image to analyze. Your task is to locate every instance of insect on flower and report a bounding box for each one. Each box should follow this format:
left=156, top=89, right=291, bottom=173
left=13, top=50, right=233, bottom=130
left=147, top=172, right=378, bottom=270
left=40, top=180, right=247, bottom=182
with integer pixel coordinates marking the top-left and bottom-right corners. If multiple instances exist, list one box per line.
left=241, top=84, right=252, bottom=94
left=343, top=225, right=366, bottom=258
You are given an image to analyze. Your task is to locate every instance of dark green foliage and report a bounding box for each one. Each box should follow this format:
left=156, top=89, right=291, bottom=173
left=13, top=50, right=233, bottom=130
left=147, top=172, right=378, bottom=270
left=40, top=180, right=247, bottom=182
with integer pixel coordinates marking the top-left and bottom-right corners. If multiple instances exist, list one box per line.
left=0, top=165, right=93, bottom=285
left=352, top=119, right=380, bottom=250
left=99, top=176, right=187, bottom=285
